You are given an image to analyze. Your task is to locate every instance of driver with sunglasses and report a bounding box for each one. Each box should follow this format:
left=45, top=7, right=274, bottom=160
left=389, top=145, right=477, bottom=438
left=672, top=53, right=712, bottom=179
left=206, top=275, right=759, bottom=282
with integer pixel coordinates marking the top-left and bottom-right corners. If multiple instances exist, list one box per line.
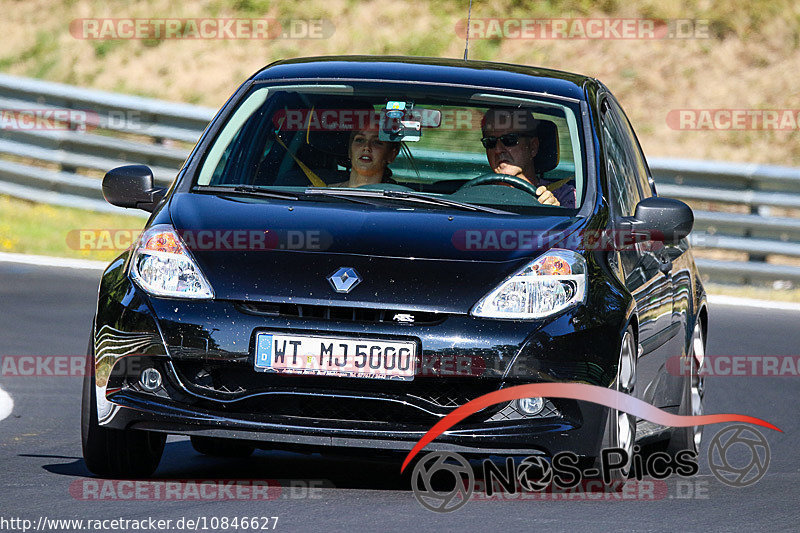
left=481, top=108, right=576, bottom=207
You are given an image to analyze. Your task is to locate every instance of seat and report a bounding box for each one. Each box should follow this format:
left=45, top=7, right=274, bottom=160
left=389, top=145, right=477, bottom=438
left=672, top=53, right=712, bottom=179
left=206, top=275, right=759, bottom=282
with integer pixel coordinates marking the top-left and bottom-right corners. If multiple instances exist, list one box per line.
left=533, top=119, right=559, bottom=174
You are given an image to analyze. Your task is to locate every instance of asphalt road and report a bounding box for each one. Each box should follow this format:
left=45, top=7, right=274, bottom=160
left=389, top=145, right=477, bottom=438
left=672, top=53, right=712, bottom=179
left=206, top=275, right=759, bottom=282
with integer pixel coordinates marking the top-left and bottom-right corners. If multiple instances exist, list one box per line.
left=1, top=262, right=799, bottom=532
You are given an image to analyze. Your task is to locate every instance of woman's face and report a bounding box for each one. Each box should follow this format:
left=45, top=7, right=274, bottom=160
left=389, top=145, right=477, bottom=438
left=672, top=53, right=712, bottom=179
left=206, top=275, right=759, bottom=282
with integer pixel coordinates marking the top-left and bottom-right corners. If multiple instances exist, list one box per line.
left=349, top=130, right=398, bottom=178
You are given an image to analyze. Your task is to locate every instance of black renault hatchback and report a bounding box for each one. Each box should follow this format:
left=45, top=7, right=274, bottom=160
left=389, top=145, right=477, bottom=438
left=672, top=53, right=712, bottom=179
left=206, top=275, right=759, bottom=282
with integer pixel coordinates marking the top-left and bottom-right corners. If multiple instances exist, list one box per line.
left=82, top=56, right=707, bottom=480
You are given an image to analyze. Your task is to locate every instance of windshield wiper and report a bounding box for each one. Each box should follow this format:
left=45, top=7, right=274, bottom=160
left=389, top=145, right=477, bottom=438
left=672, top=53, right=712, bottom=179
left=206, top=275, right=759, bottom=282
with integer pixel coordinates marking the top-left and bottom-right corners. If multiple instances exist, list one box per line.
left=196, top=185, right=515, bottom=214
left=194, top=185, right=300, bottom=200
left=293, top=190, right=384, bottom=206
left=305, top=188, right=515, bottom=215
left=382, top=190, right=515, bottom=215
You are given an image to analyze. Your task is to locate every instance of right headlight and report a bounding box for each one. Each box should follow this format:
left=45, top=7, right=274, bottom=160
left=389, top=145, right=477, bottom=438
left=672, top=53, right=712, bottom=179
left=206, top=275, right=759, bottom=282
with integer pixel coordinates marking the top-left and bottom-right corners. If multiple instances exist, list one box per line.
left=471, top=249, right=586, bottom=319
left=129, top=224, right=214, bottom=299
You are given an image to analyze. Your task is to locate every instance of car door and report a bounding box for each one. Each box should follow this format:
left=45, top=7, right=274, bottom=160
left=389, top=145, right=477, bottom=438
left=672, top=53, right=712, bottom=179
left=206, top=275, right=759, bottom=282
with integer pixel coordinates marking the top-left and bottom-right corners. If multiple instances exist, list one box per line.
left=611, top=98, right=688, bottom=409
left=600, top=97, right=677, bottom=409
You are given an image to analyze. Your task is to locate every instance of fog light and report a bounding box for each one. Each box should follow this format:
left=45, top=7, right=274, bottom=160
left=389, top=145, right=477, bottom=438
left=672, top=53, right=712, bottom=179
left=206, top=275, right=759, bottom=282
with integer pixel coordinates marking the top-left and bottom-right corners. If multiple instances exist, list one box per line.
left=516, top=397, right=544, bottom=416
left=139, top=368, right=162, bottom=392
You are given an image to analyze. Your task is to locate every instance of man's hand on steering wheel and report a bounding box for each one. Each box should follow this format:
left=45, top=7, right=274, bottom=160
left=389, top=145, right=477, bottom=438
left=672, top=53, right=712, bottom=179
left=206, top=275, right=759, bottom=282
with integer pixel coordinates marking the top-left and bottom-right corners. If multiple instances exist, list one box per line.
left=534, top=185, right=559, bottom=206
left=458, top=173, right=561, bottom=206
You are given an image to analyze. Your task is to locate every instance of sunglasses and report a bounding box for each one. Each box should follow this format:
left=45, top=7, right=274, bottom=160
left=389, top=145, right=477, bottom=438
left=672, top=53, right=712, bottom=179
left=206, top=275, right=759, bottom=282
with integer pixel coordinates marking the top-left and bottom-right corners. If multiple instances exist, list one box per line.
left=480, top=133, right=532, bottom=149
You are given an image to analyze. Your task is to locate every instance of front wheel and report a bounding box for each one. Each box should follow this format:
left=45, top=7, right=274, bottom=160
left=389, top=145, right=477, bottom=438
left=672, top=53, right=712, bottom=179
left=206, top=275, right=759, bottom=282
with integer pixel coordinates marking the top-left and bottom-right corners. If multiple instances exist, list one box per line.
left=81, top=341, right=165, bottom=478
left=596, top=326, right=638, bottom=490
left=668, top=320, right=705, bottom=456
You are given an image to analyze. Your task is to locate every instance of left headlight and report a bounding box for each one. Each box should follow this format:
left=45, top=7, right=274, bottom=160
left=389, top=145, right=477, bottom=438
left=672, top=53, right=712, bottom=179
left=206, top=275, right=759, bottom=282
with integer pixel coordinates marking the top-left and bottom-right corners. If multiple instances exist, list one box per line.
left=129, top=224, right=214, bottom=299
left=471, top=249, right=586, bottom=319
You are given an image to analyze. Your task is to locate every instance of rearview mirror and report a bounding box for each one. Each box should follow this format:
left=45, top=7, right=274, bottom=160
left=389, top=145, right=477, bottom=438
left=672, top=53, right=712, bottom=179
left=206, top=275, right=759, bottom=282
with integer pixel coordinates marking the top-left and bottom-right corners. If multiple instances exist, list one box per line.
left=620, top=197, right=694, bottom=245
left=102, top=165, right=166, bottom=212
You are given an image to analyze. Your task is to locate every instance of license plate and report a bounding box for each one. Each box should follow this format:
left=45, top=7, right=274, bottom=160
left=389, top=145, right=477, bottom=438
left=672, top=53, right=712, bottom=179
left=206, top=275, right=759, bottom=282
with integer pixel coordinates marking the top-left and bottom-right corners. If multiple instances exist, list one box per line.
left=254, top=332, right=416, bottom=380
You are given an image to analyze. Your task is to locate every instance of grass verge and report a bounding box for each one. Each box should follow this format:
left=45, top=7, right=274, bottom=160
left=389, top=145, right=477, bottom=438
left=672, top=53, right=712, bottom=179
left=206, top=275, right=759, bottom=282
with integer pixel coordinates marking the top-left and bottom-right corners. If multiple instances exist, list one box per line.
left=0, top=195, right=145, bottom=262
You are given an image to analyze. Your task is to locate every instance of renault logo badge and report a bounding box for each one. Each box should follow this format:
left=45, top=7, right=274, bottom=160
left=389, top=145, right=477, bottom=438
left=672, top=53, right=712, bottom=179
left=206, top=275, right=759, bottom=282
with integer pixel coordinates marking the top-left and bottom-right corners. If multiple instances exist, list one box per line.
left=328, top=267, right=361, bottom=293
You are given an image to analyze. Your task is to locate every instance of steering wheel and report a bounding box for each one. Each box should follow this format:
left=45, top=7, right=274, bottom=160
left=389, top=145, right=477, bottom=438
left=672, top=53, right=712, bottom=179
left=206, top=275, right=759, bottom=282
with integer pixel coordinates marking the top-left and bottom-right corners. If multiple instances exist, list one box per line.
left=457, top=173, right=541, bottom=198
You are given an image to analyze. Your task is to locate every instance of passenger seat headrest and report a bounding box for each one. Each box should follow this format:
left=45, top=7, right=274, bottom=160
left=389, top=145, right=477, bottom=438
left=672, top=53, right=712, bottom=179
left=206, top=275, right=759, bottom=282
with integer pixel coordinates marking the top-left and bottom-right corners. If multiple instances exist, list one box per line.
left=533, top=119, right=559, bottom=175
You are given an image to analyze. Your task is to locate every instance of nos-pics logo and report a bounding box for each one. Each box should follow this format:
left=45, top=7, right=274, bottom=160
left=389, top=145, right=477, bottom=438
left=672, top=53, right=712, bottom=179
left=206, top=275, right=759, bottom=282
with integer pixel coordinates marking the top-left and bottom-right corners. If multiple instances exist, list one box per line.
left=410, top=424, right=770, bottom=512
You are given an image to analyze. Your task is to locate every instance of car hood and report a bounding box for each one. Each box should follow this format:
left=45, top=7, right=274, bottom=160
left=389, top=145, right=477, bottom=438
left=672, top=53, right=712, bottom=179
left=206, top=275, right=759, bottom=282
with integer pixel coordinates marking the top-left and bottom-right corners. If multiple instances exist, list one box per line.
left=168, top=192, right=585, bottom=313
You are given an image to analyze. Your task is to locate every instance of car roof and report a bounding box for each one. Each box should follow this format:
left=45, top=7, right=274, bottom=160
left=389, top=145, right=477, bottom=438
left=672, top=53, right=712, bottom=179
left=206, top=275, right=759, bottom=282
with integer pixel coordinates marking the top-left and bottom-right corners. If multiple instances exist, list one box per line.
left=252, top=56, right=591, bottom=101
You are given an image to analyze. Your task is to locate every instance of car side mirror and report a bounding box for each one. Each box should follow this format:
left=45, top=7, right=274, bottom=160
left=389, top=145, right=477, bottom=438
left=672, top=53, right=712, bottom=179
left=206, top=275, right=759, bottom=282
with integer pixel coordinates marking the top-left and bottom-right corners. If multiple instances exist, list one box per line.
left=620, top=197, right=694, bottom=245
left=102, top=165, right=167, bottom=212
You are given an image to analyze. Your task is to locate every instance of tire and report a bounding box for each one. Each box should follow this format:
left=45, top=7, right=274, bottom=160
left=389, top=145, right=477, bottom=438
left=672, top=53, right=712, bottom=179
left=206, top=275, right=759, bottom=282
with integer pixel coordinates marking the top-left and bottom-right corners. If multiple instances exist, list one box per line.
left=81, top=340, right=166, bottom=478
left=596, top=326, right=638, bottom=491
left=667, top=319, right=705, bottom=456
left=190, top=436, right=255, bottom=458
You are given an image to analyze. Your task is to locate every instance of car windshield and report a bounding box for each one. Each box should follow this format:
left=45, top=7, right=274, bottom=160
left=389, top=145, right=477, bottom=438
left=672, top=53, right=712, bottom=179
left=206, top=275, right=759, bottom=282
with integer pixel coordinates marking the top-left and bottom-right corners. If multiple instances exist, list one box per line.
left=194, top=82, right=586, bottom=215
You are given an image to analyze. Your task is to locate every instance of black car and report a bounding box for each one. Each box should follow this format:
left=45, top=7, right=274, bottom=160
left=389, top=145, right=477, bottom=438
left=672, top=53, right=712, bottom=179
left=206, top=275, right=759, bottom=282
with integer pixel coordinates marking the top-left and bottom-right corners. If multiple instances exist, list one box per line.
left=82, top=56, right=707, bottom=481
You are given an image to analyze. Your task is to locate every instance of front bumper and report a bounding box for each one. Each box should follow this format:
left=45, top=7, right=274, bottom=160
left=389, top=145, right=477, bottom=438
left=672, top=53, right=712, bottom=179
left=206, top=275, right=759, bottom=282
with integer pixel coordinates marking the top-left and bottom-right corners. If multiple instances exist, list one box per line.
left=104, top=385, right=609, bottom=458
left=94, top=272, right=626, bottom=459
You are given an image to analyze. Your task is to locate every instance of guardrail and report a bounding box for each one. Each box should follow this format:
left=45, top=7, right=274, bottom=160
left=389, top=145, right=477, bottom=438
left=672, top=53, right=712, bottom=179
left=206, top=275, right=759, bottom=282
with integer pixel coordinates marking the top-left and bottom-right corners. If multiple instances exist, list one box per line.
left=0, top=73, right=214, bottom=214
left=1, top=73, right=798, bottom=284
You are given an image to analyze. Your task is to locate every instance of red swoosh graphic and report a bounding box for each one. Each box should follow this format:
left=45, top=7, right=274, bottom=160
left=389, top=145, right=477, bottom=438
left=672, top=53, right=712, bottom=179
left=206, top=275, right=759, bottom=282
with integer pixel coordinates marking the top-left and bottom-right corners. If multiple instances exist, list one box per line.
left=400, top=383, right=781, bottom=472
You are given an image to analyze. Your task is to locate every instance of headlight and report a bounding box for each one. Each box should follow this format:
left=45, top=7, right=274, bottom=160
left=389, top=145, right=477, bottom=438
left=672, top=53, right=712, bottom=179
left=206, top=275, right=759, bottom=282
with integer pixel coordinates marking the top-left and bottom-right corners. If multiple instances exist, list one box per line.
left=129, top=225, right=214, bottom=299
left=471, top=249, right=586, bottom=319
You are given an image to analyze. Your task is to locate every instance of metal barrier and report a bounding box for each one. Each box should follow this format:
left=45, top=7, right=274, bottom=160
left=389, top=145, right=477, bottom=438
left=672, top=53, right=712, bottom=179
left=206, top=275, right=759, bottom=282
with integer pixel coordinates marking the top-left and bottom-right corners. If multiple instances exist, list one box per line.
left=0, top=73, right=213, bottom=215
left=1, top=73, right=798, bottom=283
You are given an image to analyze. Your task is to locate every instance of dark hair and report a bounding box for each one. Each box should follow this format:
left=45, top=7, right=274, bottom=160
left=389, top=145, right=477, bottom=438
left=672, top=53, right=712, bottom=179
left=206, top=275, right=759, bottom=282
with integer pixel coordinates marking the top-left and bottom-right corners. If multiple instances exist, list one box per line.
left=348, top=129, right=402, bottom=149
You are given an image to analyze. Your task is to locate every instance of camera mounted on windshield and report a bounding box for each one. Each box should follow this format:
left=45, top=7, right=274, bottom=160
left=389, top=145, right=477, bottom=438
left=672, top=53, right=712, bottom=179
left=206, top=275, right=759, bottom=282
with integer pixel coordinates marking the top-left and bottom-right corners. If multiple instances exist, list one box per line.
left=379, top=101, right=441, bottom=142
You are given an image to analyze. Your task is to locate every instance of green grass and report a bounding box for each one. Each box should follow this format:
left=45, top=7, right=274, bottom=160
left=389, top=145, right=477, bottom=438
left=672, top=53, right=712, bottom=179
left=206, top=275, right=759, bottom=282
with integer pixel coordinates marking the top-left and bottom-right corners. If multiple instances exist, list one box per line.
left=0, top=30, right=58, bottom=71
left=0, top=195, right=145, bottom=262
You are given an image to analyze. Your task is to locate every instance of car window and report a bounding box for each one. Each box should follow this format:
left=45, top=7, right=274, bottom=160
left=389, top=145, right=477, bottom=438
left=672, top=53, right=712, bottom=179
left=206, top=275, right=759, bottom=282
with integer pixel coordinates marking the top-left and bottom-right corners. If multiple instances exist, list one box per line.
left=193, top=83, right=587, bottom=215
left=608, top=99, right=654, bottom=199
left=601, top=100, right=641, bottom=217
